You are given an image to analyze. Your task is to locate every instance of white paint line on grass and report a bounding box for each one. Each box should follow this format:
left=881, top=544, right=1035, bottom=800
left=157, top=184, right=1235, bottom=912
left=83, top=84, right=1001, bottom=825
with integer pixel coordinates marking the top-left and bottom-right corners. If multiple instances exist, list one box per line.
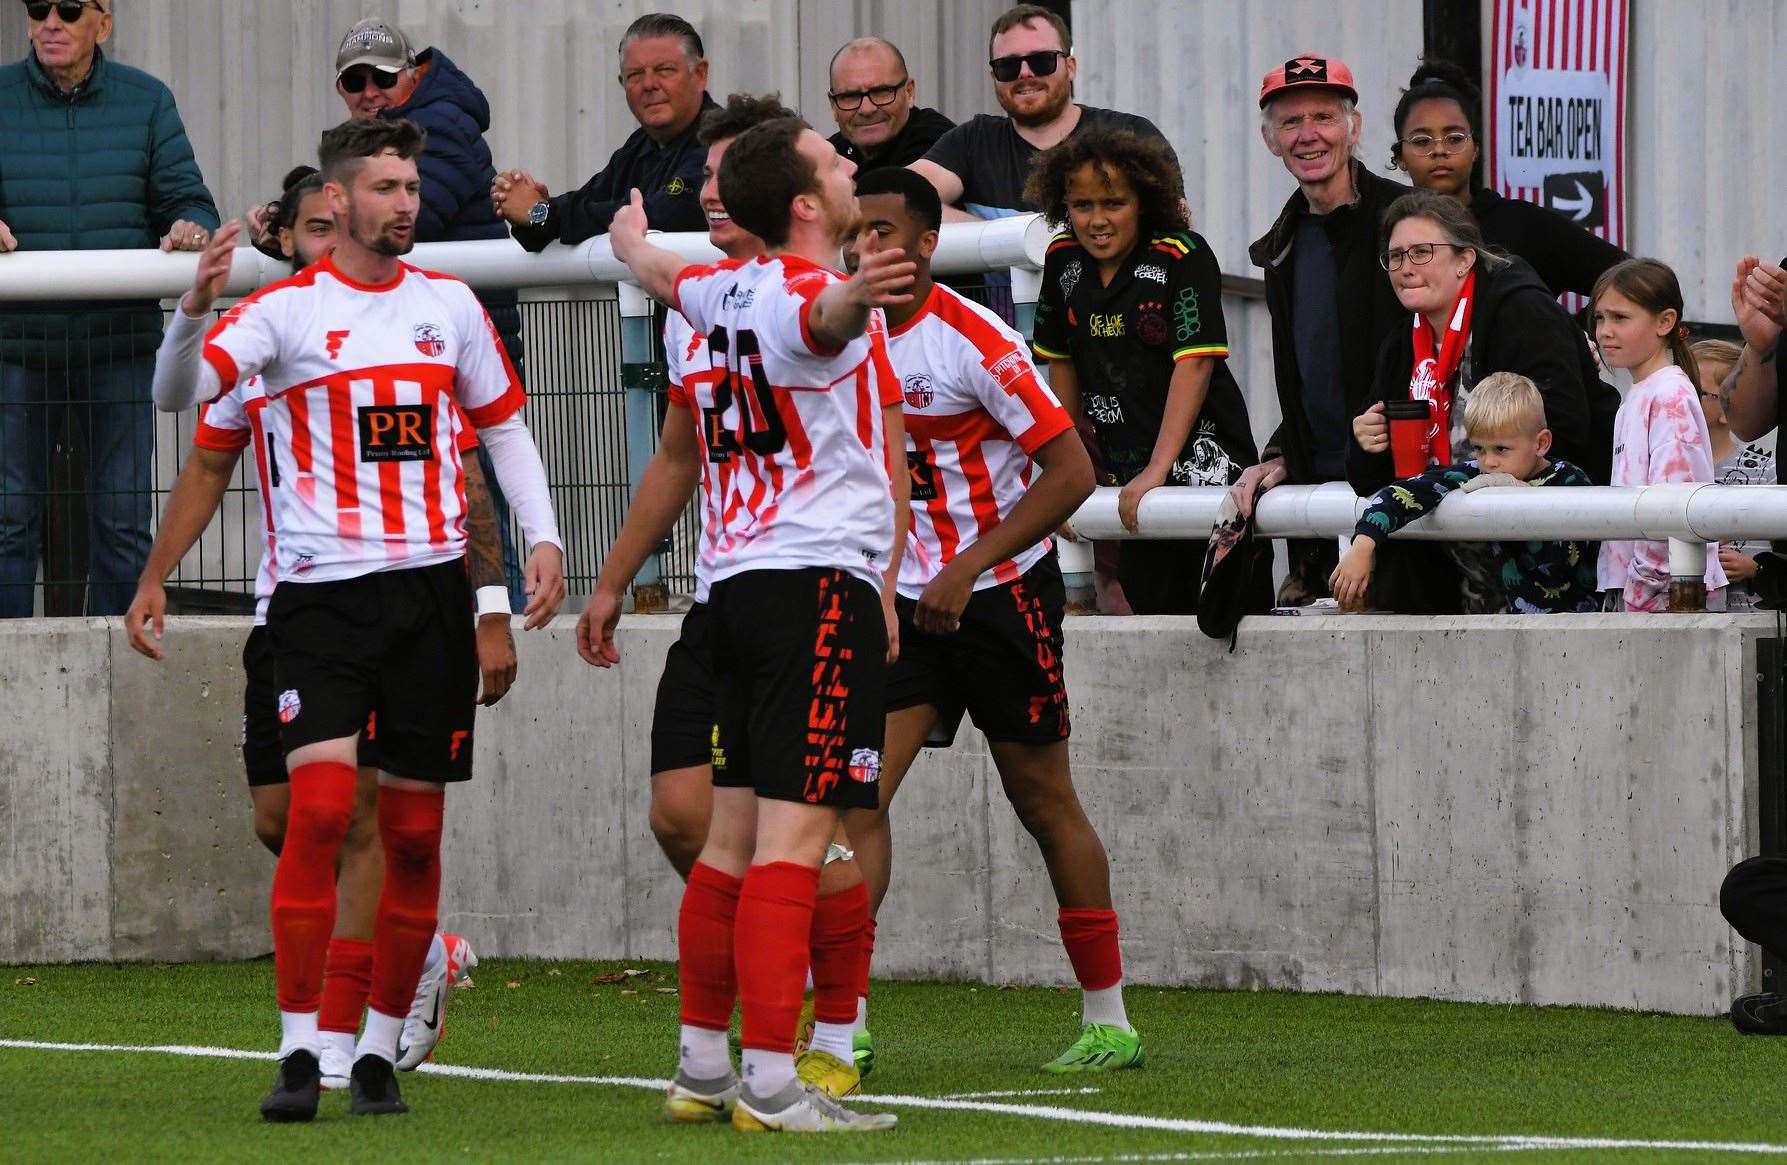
left=3, top=1038, right=1782, bottom=1158
left=942, top=1087, right=1105, bottom=1100
left=839, top=1147, right=1548, bottom=1165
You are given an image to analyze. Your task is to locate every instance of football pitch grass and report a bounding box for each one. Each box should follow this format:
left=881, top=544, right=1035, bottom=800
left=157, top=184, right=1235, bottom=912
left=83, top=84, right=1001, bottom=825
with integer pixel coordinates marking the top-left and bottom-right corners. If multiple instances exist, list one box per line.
left=3, top=959, right=1786, bottom=1163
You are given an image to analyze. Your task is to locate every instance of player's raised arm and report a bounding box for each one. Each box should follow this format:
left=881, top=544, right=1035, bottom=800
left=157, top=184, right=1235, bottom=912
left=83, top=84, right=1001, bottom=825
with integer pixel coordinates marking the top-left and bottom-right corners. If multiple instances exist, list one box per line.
left=807, top=230, right=915, bottom=352
left=609, top=188, right=690, bottom=307
left=152, top=222, right=241, bottom=412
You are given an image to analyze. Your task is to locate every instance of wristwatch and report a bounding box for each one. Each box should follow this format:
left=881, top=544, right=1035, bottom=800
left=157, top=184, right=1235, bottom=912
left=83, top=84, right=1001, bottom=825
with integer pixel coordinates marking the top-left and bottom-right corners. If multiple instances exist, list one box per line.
left=527, top=200, right=552, bottom=229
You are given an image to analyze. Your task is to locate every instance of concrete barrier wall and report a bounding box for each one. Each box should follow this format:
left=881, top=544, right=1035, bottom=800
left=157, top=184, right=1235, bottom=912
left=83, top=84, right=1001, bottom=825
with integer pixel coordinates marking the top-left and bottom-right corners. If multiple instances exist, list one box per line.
left=0, top=613, right=1767, bottom=1015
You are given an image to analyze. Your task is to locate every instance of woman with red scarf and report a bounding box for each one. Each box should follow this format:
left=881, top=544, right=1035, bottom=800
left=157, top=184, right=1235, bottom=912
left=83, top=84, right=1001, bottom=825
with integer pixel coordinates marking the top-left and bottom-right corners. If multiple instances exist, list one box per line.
left=1346, top=190, right=1615, bottom=612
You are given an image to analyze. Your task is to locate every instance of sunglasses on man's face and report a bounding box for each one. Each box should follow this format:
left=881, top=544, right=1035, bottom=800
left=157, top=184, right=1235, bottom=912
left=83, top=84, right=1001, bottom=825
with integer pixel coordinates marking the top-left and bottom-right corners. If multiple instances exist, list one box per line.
left=25, top=1, right=104, bottom=23
left=989, top=49, right=1066, bottom=83
left=337, top=65, right=405, bottom=94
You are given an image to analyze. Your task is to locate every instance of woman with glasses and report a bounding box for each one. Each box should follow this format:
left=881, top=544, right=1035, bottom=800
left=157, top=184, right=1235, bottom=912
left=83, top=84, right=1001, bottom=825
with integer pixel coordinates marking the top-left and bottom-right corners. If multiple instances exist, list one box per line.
left=1344, top=191, right=1616, bottom=611
left=1390, top=61, right=1625, bottom=298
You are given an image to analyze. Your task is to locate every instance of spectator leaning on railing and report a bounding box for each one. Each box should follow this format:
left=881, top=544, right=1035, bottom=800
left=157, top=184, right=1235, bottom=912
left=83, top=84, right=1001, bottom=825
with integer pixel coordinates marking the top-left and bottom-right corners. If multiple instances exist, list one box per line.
left=0, top=0, right=219, bottom=619
left=1231, top=54, right=1407, bottom=607
left=1346, top=191, right=1614, bottom=613
left=826, top=37, right=954, bottom=170
left=492, top=11, right=713, bottom=248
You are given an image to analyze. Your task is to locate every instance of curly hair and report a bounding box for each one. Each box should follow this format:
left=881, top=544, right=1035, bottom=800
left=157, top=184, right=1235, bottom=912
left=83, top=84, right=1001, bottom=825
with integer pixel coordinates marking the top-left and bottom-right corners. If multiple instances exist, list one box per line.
left=1023, top=130, right=1188, bottom=237
left=698, top=92, right=799, bottom=146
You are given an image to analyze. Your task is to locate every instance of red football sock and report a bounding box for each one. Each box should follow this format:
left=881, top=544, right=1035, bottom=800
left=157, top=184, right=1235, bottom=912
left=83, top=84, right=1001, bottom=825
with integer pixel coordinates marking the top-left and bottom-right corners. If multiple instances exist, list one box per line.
left=270, top=762, right=357, bottom=1013
left=735, top=861, right=820, bottom=1053
left=678, top=861, right=744, bottom=1031
left=367, top=786, right=444, bottom=1018
left=319, top=937, right=374, bottom=1034
left=858, top=915, right=877, bottom=1001
left=1058, top=908, right=1123, bottom=991
left=809, top=882, right=869, bottom=1025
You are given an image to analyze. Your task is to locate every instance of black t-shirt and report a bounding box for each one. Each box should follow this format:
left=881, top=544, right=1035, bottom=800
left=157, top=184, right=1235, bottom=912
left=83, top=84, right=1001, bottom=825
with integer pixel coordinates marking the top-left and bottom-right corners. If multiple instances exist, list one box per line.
left=1290, top=212, right=1347, bottom=480
left=1033, top=230, right=1257, bottom=487
left=921, top=105, right=1177, bottom=216
left=830, top=106, right=956, bottom=170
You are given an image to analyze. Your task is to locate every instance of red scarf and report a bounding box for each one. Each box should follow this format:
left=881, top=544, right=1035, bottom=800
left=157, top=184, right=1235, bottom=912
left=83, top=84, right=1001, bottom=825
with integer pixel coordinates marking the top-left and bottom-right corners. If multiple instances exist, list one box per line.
left=1405, top=269, right=1477, bottom=465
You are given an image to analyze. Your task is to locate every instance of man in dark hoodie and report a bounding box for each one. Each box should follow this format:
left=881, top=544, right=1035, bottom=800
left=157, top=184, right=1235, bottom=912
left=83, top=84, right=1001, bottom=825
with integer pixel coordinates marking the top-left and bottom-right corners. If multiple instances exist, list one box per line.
left=826, top=37, right=954, bottom=169
left=331, top=16, right=527, bottom=604
left=1231, top=54, right=1408, bottom=605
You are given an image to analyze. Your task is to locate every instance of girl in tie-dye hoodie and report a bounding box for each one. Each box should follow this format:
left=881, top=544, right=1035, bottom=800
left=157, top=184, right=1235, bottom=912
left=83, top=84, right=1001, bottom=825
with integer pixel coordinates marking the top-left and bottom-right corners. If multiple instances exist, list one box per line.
left=1591, top=258, right=1727, bottom=611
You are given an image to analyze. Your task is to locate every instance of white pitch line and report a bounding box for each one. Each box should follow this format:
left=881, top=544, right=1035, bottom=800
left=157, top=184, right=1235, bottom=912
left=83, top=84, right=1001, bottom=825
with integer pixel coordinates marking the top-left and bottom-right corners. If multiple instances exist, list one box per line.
left=839, top=1146, right=1550, bottom=1165
left=942, top=1087, right=1104, bottom=1100
left=3, top=1038, right=1783, bottom=1157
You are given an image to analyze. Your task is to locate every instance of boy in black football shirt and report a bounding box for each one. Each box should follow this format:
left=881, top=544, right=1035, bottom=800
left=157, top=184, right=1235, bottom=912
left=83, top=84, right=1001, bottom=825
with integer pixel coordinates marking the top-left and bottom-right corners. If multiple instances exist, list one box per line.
left=1029, top=130, right=1260, bottom=614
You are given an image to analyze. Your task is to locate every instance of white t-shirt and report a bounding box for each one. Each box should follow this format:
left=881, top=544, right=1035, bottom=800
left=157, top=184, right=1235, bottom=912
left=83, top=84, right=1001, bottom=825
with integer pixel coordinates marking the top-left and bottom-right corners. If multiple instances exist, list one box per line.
left=202, top=253, right=524, bottom=583
left=885, top=284, right=1073, bottom=597
left=671, top=253, right=902, bottom=591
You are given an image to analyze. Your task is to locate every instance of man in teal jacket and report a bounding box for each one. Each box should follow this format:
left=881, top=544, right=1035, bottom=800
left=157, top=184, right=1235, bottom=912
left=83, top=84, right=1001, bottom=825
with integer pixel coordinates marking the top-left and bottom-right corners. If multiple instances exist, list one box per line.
left=0, top=0, right=219, bottom=617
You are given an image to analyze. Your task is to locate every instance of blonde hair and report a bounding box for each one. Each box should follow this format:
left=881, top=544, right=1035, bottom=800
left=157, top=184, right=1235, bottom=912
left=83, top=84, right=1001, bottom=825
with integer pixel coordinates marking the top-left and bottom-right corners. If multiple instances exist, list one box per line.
left=1690, top=338, right=1742, bottom=384
left=1463, top=372, right=1547, bottom=438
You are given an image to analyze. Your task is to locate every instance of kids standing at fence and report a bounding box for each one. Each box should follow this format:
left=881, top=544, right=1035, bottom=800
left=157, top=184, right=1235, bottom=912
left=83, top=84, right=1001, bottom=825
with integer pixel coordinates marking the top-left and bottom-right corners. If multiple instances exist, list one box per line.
left=1592, top=259, right=1727, bottom=611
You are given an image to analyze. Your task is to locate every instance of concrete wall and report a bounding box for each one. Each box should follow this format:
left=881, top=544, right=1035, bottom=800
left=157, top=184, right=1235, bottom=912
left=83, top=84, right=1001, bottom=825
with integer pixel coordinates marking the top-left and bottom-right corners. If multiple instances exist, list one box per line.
left=0, top=613, right=1765, bottom=1016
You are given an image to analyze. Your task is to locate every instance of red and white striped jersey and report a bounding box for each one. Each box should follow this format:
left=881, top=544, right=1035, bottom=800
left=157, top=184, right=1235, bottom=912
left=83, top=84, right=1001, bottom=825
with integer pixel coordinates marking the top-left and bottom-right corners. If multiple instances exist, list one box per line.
left=201, top=253, right=523, bottom=584
left=886, top=283, right=1073, bottom=598
left=672, top=254, right=902, bottom=591
left=193, top=376, right=480, bottom=622
left=663, top=310, right=722, bottom=603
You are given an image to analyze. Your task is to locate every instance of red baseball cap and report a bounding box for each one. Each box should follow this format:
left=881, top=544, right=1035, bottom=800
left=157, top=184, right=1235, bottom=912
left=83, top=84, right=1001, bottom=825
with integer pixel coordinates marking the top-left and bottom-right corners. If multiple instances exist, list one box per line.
left=1258, top=54, right=1358, bottom=107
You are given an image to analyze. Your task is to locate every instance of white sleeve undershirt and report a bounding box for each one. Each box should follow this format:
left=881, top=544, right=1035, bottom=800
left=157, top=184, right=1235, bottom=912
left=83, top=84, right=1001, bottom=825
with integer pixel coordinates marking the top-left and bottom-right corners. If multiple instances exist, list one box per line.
left=477, top=414, right=563, bottom=553
left=151, top=305, right=220, bottom=412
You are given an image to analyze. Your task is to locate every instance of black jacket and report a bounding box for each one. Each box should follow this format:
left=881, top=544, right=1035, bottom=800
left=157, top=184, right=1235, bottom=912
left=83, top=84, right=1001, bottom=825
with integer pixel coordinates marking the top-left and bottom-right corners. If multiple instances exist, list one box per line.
left=829, top=106, right=955, bottom=169
left=1249, top=161, right=1409, bottom=484
left=1346, top=254, right=1617, bottom=496
left=382, top=47, right=520, bottom=358
left=512, top=94, right=716, bottom=252
left=1469, top=187, right=1626, bottom=299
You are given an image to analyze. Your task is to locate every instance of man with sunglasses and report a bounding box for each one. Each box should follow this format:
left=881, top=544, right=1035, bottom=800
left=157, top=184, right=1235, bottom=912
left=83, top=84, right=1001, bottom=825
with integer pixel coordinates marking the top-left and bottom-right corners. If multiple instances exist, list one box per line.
left=911, top=4, right=1172, bottom=224
left=0, top=0, right=218, bottom=619
left=826, top=37, right=953, bottom=170
left=493, top=12, right=712, bottom=250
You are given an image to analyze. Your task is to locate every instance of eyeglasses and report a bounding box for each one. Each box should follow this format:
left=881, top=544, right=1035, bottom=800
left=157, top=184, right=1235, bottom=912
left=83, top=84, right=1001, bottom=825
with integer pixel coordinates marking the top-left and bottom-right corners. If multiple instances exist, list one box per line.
left=828, top=79, right=907, bottom=111
left=989, top=50, right=1067, bottom=83
left=337, top=65, right=406, bottom=94
left=1379, top=242, right=1465, bottom=271
left=1400, top=131, right=1473, bottom=157
left=25, top=1, right=105, bottom=22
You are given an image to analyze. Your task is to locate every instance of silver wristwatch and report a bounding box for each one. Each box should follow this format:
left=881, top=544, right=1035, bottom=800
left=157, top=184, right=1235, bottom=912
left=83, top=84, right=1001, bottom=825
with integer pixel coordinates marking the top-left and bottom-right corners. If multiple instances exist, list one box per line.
left=527, top=200, right=551, bottom=228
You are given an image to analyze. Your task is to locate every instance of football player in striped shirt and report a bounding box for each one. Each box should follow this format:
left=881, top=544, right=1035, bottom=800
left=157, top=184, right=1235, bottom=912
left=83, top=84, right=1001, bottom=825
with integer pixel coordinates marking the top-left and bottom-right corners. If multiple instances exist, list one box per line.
left=152, top=118, right=564, bottom=1121
left=841, top=168, right=1141, bottom=1072
left=130, top=165, right=497, bottom=1094
left=610, top=113, right=911, bottom=1134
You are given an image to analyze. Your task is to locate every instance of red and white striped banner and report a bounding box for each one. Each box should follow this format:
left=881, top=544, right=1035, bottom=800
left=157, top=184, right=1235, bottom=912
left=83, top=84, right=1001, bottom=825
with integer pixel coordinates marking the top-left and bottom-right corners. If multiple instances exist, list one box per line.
left=1487, top=0, right=1628, bottom=252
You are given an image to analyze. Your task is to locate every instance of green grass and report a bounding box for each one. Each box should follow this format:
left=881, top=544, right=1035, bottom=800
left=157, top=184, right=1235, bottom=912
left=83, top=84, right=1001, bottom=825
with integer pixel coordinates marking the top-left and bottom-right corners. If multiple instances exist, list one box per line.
left=2, top=958, right=1786, bottom=1163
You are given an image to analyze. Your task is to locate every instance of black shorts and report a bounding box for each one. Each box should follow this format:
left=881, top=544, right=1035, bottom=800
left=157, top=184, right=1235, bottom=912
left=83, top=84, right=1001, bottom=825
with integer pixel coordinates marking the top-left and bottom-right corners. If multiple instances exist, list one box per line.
left=241, top=626, right=384, bottom=788
left=650, top=602, right=718, bottom=775
left=887, top=552, right=1071, bottom=748
left=707, top=567, right=887, bottom=810
left=265, top=558, right=478, bottom=784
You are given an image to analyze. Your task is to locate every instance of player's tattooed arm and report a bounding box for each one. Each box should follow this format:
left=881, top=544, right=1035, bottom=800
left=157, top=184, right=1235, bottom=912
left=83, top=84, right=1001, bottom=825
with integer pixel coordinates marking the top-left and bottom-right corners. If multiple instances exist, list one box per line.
left=462, top=452, right=518, bottom=705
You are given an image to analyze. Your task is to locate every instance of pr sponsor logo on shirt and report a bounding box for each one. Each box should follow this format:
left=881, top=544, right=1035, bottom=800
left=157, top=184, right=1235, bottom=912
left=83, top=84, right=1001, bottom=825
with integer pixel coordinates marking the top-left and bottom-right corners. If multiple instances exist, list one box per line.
left=358, top=404, right=436, bottom=463
left=412, top=323, right=448, bottom=357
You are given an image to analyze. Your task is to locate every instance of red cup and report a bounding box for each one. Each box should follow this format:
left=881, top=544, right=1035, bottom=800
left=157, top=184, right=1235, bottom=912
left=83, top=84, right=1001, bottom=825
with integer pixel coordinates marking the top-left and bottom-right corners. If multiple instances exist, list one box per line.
left=1384, top=399, right=1434, bottom=478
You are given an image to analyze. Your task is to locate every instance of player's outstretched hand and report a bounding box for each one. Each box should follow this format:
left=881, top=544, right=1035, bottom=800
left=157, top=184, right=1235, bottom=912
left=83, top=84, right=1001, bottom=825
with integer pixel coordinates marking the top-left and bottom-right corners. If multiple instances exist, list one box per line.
left=180, top=220, right=241, bottom=317
left=609, top=189, right=650, bottom=258
left=577, top=590, right=623, bottom=667
left=522, top=543, right=566, bottom=630
left=476, top=614, right=518, bottom=705
left=914, top=559, right=972, bottom=636
left=846, top=231, right=915, bottom=308
left=125, top=582, right=167, bottom=661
